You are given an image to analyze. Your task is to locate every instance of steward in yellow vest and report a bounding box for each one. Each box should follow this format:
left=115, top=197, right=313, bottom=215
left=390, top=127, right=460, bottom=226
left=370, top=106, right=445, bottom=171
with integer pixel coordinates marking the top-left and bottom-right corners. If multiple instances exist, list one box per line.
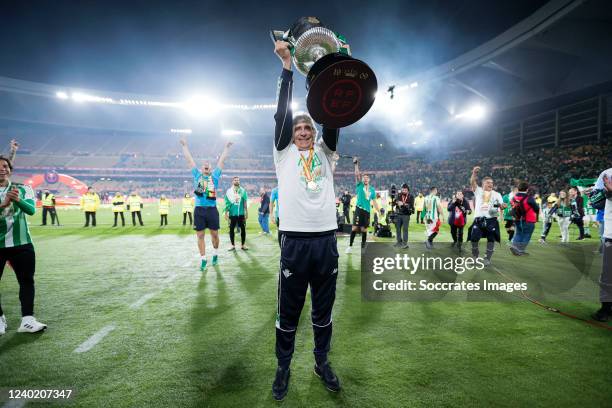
left=41, top=189, right=58, bottom=226
left=159, top=195, right=170, bottom=226
left=127, top=192, right=144, bottom=226
left=182, top=193, right=195, bottom=226
left=112, top=192, right=126, bottom=227
left=414, top=193, right=425, bottom=224
left=80, top=187, right=100, bottom=227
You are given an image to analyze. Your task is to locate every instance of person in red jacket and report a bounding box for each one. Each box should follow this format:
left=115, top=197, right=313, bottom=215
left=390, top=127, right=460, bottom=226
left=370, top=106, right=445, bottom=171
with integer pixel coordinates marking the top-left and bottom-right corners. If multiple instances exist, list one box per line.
left=510, top=181, right=540, bottom=256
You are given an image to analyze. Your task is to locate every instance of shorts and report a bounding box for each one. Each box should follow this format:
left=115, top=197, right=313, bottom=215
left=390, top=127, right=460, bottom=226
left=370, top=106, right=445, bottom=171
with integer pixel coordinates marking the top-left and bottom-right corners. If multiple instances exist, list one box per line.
left=425, top=219, right=441, bottom=237
left=194, top=206, right=220, bottom=231
left=468, top=217, right=500, bottom=243
left=353, top=207, right=370, bottom=228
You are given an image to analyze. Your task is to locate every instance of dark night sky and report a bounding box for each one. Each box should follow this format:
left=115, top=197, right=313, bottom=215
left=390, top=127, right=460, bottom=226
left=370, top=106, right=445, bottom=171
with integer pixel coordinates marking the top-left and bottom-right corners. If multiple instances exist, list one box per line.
left=0, top=0, right=549, bottom=99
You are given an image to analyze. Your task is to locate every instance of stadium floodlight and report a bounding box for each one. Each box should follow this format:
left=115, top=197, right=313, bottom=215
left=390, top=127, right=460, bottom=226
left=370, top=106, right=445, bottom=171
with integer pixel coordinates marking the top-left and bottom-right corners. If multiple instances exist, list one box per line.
left=455, top=105, right=486, bottom=120
left=407, top=120, right=423, bottom=128
left=221, top=129, right=243, bottom=137
left=71, top=92, right=114, bottom=104
left=183, top=95, right=222, bottom=118
left=56, top=91, right=69, bottom=99
left=374, top=91, right=409, bottom=118
left=170, top=129, right=193, bottom=134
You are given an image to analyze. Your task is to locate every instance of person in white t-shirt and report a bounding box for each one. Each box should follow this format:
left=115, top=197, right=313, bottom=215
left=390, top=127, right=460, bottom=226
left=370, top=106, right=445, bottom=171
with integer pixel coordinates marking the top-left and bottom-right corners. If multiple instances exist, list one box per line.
left=270, top=40, right=341, bottom=400
left=468, top=166, right=506, bottom=266
left=592, top=168, right=612, bottom=322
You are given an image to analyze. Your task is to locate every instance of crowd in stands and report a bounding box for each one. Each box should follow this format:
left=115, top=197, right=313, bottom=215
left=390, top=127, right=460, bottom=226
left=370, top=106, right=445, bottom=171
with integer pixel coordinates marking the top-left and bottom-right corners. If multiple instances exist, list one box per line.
left=5, top=126, right=610, bottom=202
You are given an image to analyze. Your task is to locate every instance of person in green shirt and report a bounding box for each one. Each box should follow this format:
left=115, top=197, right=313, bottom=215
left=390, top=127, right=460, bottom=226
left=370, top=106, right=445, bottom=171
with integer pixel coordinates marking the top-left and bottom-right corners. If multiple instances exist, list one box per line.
left=346, top=157, right=380, bottom=254
left=224, top=176, right=249, bottom=251
left=502, top=187, right=518, bottom=242
left=0, top=155, right=47, bottom=335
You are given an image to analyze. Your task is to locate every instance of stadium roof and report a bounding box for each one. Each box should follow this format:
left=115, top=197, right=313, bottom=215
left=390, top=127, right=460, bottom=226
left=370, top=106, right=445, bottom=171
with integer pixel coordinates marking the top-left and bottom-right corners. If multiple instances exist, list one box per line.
left=394, top=0, right=612, bottom=116
left=0, top=0, right=610, bottom=139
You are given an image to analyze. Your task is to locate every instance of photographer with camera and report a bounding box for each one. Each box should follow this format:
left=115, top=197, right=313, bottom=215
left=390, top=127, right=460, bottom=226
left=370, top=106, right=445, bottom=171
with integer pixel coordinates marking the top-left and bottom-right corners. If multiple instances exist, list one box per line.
left=448, top=190, right=471, bottom=252
left=180, top=138, right=232, bottom=271
left=393, top=183, right=413, bottom=249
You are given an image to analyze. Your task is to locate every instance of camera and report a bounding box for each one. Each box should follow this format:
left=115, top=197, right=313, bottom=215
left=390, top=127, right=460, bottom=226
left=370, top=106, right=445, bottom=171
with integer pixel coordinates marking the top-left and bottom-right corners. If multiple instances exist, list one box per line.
left=390, top=184, right=397, bottom=201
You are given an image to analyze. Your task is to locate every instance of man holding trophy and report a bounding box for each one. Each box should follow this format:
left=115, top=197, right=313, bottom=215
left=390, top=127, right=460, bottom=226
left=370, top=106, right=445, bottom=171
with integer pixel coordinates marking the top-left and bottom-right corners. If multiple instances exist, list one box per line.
left=272, top=39, right=341, bottom=400
left=270, top=17, right=377, bottom=401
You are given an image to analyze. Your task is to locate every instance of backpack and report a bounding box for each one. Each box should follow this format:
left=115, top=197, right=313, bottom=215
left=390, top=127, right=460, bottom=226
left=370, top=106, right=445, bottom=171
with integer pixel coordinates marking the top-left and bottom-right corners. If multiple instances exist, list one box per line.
left=510, top=196, right=527, bottom=220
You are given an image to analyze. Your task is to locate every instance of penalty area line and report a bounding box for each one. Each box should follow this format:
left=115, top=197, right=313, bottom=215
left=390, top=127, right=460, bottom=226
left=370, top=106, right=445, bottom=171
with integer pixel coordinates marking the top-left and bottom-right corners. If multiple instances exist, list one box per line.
left=74, top=324, right=116, bottom=353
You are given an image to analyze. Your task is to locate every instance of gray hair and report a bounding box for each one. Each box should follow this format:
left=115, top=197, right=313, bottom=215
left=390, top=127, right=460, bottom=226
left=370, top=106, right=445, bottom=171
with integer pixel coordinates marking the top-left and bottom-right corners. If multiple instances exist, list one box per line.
left=292, top=114, right=318, bottom=139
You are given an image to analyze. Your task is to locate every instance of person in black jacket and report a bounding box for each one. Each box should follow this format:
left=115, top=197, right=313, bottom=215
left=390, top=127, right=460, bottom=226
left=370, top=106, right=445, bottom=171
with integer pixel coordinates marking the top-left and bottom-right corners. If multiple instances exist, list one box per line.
left=340, top=191, right=351, bottom=224
left=569, top=187, right=585, bottom=240
left=393, top=184, right=414, bottom=248
left=448, top=190, right=471, bottom=252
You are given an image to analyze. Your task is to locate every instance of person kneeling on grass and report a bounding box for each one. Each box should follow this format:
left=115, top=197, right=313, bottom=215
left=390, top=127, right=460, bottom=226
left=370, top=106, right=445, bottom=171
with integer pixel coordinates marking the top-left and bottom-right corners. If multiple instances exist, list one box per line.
left=0, top=155, right=47, bottom=335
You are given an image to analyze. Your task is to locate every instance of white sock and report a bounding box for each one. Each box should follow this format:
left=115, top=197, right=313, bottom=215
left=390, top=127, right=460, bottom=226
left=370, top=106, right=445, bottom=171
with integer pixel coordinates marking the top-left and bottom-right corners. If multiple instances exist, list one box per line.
left=201, top=255, right=206, bottom=261
left=212, top=248, right=218, bottom=256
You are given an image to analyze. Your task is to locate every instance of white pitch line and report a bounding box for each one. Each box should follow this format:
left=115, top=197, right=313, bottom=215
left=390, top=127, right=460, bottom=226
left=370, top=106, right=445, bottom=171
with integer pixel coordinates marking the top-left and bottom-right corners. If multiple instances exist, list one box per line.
left=129, top=274, right=179, bottom=310
left=74, top=324, right=116, bottom=353
left=129, top=293, right=157, bottom=309
left=2, top=399, right=26, bottom=408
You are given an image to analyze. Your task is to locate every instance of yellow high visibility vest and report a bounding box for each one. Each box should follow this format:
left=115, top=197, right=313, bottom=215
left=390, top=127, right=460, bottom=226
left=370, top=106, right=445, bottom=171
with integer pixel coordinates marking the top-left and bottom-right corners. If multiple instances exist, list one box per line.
left=414, top=195, right=425, bottom=211
left=112, top=196, right=126, bottom=212
left=182, top=197, right=194, bottom=213
left=127, top=195, right=143, bottom=212
left=42, top=193, right=55, bottom=207
left=159, top=199, right=170, bottom=215
left=80, top=193, right=100, bottom=212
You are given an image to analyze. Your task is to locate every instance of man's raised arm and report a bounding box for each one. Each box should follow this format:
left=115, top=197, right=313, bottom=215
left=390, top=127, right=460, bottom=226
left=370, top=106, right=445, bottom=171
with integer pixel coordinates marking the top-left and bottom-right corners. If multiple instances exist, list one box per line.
left=217, top=141, right=233, bottom=170
left=274, top=41, right=294, bottom=151
left=470, top=166, right=480, bottom=192
left=8, top=139, right=18, bottom=164
left=353, top=157, right=362, bottom=184
left=179, top=138, right=197, bottom=169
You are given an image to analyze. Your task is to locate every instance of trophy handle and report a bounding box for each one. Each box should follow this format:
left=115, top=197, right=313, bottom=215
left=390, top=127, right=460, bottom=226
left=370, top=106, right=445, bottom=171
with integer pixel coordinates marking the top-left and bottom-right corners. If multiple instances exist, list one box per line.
left=270, top=30, right=285, bottom=44
left=270, top=30, right=297, bottom=55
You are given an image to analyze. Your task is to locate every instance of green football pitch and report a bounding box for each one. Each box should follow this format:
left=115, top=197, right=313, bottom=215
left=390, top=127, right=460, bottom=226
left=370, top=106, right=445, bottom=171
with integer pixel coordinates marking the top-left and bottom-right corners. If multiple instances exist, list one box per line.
left=0, top=203, right=610, bottom=407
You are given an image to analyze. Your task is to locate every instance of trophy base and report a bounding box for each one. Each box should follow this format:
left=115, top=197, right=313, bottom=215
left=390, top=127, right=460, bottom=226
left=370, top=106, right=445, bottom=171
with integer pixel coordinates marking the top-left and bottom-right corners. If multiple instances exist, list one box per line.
left=306, top=53, right=377, bottom=129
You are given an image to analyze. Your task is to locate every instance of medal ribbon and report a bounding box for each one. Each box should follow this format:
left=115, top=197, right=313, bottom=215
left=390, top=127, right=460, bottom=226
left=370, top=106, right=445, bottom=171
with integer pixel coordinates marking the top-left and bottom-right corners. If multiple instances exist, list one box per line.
left=300, top=148, right=315, bottom=183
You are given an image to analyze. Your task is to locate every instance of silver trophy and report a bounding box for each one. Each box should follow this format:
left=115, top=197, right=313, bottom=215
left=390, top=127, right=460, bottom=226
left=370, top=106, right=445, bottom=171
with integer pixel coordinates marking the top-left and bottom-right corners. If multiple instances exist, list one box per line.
left=271, top=17, right=377, bottom=128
